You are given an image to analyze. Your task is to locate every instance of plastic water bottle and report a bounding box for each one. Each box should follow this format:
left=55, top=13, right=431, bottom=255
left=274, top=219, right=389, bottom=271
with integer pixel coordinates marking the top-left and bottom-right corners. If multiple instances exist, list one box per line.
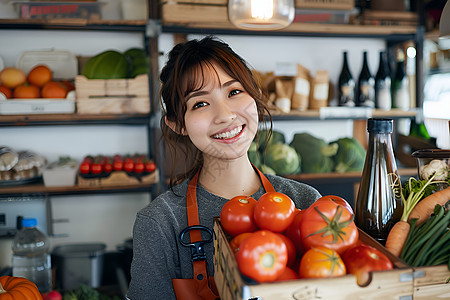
left=12, top=218, right=52, bottom=293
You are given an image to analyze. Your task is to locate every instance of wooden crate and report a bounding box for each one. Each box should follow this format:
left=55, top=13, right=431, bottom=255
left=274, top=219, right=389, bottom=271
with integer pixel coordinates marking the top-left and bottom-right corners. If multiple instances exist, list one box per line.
left=213, top=218, right=414, bottom=300
left=77, top=170, right=158, bottom=187
left=161, top=0, right=228, bottom=25
left=295, top=0, right=354, bottom=10
left=75, top=74, right=150, bottom=114
left=412, top=265, right=450, bottom=299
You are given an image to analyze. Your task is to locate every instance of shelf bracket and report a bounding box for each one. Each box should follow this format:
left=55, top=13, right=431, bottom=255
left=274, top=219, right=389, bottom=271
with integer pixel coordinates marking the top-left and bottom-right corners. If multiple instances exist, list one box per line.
left=146, top=19, right=162, bottom=38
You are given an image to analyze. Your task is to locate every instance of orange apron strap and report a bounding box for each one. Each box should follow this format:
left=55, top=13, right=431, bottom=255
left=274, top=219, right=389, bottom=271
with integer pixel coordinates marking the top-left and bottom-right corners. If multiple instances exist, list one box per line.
left=253, top=164, right=275, bottom=193
left=185, top=167, right=274, bottom=280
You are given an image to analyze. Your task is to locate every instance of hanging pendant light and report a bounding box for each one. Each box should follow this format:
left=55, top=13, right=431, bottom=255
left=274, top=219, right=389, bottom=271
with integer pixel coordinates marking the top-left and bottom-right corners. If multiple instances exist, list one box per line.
left=439, top=0, right=450, bottom=38
left=228, top=0, right=295, bottom=30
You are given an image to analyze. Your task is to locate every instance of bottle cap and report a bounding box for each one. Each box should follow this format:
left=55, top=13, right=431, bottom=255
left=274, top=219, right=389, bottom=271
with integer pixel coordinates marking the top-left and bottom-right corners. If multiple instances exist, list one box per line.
left=367, top=118, right=393, bottom=133
left=22, top=218, right=37, bottom=228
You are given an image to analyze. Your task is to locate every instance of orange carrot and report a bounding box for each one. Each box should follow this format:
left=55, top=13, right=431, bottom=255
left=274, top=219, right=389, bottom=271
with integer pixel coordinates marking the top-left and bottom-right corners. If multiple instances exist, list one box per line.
left=385, top=220, right=410, bottom=257
left=408, top=186, right=450, bottom=226
left=385, top=174, right=444, bottom=257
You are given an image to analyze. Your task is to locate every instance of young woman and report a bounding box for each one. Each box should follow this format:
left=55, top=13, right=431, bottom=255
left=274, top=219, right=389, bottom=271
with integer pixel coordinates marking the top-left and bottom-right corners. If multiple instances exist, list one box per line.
left=127, top=36, right=321, bottom=299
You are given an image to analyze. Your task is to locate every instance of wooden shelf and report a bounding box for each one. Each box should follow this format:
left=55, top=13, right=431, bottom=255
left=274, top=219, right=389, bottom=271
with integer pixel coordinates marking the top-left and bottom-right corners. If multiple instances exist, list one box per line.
left=0, top=113, right=151, bottom=126
left=285, top=168, right=417, bottom=184
left=0, top=181, right=155, bottom=197
left=162, top=23, right=419, bottom=40
left=269, top=108, right=418, bottom=121
left=0, top=19, right=147, bottom=31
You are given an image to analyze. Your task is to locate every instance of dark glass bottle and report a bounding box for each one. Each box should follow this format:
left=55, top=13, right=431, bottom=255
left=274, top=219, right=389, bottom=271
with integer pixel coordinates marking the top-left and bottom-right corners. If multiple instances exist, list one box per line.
left=338, top=51, right=355, bottom=107
left=375, top=51, right=391, bottom=110
left=357, top=51, right=375, bottom=107
left=391, top=51, right=409, bottom=110
left=355, top=118, right=403, bottom=245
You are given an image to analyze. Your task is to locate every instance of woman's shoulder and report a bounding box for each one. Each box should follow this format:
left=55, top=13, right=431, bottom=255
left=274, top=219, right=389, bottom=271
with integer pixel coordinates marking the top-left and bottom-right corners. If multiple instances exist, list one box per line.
left=265, top=173, right=321, bottom=209
left=137, top=180, right=189, bottom=217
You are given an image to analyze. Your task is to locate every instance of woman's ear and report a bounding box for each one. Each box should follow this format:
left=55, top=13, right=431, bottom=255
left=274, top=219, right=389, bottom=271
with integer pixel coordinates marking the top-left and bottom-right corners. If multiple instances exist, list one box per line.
left=165, top=116, right=187, bottom=136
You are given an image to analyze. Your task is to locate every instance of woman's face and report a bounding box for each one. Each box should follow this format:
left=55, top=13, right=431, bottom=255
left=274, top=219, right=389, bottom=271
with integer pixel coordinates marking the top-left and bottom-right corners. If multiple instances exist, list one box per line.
left=183, top=64, right=258, bottom=162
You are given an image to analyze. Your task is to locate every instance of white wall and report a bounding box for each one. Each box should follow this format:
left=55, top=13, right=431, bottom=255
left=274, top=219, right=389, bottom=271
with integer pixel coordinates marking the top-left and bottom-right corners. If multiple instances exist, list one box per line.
left=1, top=24, right=385, bottom=268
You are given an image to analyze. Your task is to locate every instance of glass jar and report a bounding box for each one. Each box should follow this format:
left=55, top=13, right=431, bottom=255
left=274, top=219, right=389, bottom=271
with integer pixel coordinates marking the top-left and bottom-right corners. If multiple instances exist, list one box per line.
left=412, top=149, right=450, bottom=190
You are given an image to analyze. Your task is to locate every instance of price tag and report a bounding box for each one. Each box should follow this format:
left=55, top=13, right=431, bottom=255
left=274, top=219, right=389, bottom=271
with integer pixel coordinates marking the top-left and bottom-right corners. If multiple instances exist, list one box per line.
left=319, top=107, right=373, bottom=119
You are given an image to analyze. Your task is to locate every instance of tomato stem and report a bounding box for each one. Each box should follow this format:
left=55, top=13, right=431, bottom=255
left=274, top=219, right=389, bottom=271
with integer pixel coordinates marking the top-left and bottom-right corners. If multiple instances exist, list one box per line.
left=307, top=206, right=353, bottom=243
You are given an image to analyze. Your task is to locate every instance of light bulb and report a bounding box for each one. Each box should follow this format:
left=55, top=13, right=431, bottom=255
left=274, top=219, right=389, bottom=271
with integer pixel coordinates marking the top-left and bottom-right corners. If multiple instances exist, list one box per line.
left=228, top=0, right=295, bottom=30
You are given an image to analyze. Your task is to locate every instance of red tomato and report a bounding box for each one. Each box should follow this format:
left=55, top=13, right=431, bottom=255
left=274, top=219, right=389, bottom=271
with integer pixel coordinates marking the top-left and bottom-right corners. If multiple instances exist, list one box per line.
left=134, top=162, right=144, bottom=173
left=316, top=195, right=354, bottom=215
left=254, top=192, right=295, bottom=232
left=275, top=233, right=296, bottom=269
left=113, top=159, right=123, bottom=171
left=276, top=266, right=299, bottom=281
left=229, top=232, right=252, bottom=253
left=220, top=196, right=258, bottom=237
left=144, top=159, right=156, bottom=173
left=236, top=230, right=288, bottom=283
left=123, top=158, right=134, bottom=173
left=91, top=163, right=102, bottom=174
left=341, top=243, right=393, bottom=286
left=298, top=246, right=346, bottom=279
left=283, top=209, right=306, bottom=255
left=103, top=157, right=113, bottom=173
left=79, top=161, right=90, bottom=174
left=300, top=200, right=359, bottom=254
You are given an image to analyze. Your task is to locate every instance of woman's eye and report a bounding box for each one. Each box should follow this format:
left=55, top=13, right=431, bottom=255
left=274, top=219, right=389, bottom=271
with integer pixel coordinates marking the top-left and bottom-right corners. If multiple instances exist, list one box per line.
left=229, top=89, right=242, bottom=97
left=192, top=101, right=208, bottom=109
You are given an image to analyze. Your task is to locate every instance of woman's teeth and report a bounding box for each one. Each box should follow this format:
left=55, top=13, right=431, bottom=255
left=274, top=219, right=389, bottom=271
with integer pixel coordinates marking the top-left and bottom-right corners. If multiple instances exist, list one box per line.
left=213, top=125, right=243, bottom=139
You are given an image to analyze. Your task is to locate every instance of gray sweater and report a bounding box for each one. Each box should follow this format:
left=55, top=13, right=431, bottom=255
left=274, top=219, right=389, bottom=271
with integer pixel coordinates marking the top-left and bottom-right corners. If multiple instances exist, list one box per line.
left=127, top=174, right=321, bottom=299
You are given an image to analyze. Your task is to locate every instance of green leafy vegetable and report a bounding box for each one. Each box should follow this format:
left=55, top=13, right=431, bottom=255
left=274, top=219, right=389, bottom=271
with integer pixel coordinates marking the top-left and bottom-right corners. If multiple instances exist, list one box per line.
left=331, top=137, right=366, bottom=173
left=289, top=132, right=338, bottom=173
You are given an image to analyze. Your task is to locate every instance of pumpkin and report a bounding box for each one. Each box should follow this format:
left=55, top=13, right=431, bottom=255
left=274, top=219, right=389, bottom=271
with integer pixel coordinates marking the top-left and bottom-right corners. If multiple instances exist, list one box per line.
left=0, top=276, right=43, bottom=300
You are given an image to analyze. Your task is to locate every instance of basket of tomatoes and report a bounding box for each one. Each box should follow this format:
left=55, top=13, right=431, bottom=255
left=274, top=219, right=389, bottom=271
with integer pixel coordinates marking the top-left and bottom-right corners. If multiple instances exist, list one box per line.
left=214, top=194, right=414, bottom=300
left=77, top=154, right=158, bottom=187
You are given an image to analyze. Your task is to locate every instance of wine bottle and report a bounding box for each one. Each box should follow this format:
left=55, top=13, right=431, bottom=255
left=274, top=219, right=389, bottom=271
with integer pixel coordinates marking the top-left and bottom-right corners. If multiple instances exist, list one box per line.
left=357, top=51, right=375, bottom=107
left=375, top=51, right=392, bottom=110
left=355, top=118, right=403, bottom=245
left=391, top=50, right=410, bottom=110
left=338, top=51, right=355, bottom=107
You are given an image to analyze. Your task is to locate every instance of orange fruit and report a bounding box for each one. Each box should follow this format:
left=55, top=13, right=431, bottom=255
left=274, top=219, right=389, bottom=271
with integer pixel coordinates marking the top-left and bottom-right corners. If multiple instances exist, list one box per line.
left=27, top=65, right=52, bottom=87
left=0, top=67, right=27, bottom=89
left=13, top=85, right=40, bottom=99
left=0, top=85, right=12, bottom=98
left=41, top=81, right=68, bottom=98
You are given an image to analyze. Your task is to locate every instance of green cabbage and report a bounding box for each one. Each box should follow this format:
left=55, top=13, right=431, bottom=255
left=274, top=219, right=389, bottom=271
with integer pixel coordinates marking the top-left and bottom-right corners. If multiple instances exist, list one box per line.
left=255, top=129, right=285, bottom=152
left=332, top=137, right=366, bottom=173
left=263, top=143, right=301, bottom=175
left=289, top=132, right=338, bottom=173
left=248, top=141, right=261, bottom=168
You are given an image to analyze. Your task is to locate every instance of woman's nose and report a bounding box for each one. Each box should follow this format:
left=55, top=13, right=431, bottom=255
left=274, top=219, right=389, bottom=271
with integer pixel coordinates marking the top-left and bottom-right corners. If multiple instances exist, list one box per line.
left=214, top=100, right=237, bottom=124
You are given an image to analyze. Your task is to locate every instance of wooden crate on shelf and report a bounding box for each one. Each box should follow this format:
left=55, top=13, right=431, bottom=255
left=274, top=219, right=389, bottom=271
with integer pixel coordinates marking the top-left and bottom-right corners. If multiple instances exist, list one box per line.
left=295, top=0, right=354, bottom=10
left=213, top=218, right=414, bottom=300
left=75, top=74, right=150, bottom=114
left=77, top=170, right=159, bottom=187
left=161, top=0, right=229, bottom=25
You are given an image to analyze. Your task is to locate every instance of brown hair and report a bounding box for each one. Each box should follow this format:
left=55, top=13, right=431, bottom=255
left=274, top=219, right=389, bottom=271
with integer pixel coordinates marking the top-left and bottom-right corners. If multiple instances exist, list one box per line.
left=160, top=36, right=272, bottom=186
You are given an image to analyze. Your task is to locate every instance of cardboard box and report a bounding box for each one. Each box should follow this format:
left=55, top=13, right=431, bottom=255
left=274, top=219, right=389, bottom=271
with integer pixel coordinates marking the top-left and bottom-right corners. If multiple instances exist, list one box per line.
left=213, top=218, right=415, bottom=300
left=75, top=74, right=150, bottom=114
left=77, top=170, right=158, bottom=187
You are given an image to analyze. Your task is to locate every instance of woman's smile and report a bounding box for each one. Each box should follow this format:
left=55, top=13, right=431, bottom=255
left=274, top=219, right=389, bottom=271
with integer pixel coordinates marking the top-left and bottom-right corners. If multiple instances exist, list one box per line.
left=212, top=125, right=244, bottom=140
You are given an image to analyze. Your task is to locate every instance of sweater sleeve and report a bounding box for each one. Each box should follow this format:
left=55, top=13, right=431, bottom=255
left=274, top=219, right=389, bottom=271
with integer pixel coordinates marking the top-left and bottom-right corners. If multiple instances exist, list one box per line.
left=127, top=210, right=178, bottom=300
